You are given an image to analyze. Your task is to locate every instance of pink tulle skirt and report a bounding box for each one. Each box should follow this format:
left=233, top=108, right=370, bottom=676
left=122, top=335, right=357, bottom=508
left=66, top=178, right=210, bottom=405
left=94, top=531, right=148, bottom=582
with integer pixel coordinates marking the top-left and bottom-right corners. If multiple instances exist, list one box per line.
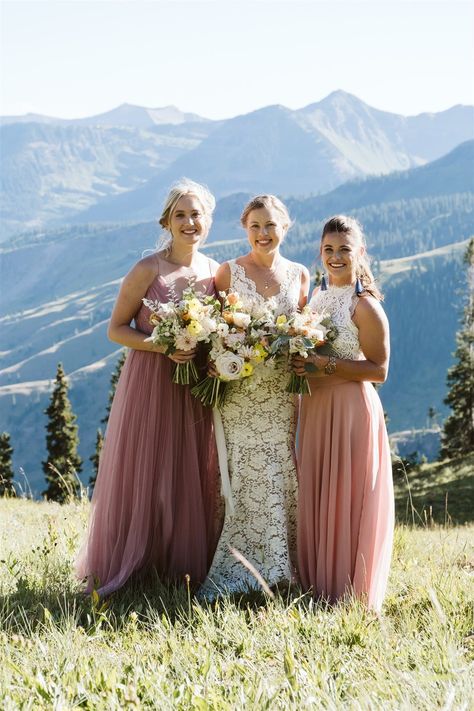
left=75, top=350, right=220, bottom=596
left=297, top=377, right=394, bottom=612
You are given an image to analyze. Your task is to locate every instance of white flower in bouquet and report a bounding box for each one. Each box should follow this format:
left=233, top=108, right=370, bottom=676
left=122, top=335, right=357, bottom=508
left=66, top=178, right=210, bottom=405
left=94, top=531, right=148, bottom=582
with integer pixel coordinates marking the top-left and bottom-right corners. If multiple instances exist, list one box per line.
left=232, top=312, right=252, bottom=329
left=199, top=315, right=218, bottom=337
left=216, top=322, right=230, bottom=338
left=214, top=351, right=245, bottom=381
left=175, top=333, right=198, bottom=351
left=225, top=331, right=246, bottom=348
left=289, top=336, right=310, bottom=356
left=238, top=345, right=255, bottom=359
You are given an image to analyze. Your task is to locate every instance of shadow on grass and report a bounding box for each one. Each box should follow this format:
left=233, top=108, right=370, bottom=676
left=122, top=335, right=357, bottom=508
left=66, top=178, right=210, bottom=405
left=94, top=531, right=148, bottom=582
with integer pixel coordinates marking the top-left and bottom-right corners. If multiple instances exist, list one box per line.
left=0, top=567, right=307, bottom=636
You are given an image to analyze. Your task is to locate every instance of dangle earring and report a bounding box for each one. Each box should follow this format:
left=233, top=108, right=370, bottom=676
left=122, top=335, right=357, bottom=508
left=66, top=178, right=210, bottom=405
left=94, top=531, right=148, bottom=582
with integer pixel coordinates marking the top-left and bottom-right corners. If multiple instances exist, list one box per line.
left=355, top=276, right=364, bottom=295
left=320, top=273, right=328, bottom=291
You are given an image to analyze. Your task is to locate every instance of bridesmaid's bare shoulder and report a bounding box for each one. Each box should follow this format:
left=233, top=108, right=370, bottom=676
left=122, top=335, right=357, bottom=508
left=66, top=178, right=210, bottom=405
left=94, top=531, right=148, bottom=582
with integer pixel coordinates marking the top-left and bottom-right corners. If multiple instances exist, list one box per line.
left=353, top=294, right=389, bottom=331
left=124, top=253, right=159, bottom=290
left=215, top=261, right=232, bottom=292
left=205, top=255, right=221, bottom=276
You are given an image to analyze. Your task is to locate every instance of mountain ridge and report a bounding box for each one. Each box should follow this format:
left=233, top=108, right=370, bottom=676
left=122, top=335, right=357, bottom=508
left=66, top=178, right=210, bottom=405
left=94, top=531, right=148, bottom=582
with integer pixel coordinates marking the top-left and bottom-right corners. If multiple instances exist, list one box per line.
left=2, top=92, right=473, bottom=236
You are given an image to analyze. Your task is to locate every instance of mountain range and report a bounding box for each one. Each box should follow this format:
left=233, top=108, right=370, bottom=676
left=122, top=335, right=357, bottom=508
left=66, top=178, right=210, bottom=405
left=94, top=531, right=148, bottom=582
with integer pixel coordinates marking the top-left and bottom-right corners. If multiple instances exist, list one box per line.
left=1, top=135, right=473, bottom=493
left=1, top=91, right=473, bottom=236
left=1, top=90, right=473, bottom=494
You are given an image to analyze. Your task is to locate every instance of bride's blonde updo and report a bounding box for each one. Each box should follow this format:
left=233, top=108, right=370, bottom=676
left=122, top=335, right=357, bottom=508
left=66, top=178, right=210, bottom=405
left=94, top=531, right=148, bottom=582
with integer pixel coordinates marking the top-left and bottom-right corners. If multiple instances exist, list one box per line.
left=157, top=178, right=216, bottom=252
left=321, top=215, right=383, bottom=301
left=240, top=194, right=292, bottom=236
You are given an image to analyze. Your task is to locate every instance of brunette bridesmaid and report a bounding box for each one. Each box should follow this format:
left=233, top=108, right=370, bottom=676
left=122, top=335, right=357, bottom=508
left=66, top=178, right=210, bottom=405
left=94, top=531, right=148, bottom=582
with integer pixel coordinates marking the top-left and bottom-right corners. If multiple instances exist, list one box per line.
left=292, top=215, right=394, bottom=613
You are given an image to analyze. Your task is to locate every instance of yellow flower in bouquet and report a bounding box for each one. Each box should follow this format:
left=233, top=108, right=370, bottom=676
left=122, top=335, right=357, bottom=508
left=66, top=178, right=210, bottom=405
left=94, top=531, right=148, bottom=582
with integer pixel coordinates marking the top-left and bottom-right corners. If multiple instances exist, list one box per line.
left=186, top=298, right=203, bottom=320
left=276, top=314, right=288, bottom=329
left=187, top=320, right=203, bottom=336
left=252, top=343, right=268, bottom=363
left=241, top=362, right=254, bottom=378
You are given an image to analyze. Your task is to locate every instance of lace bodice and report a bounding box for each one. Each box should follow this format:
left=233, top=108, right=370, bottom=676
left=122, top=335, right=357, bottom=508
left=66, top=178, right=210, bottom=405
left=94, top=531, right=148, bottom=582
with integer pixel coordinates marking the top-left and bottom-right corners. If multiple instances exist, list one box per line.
left=310, top=285, right=362, bottom=360
left=228, top=260, right=302, bottom=314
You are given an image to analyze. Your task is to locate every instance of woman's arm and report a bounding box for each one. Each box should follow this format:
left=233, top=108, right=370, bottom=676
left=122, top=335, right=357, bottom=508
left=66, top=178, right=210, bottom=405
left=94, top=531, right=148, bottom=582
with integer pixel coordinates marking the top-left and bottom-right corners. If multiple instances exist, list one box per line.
left=299, top=266, right=310, bottom=310
left=214, top=262, right=232, bottom=293
left=293, top=296, right=390, bottom=383
left=107, top=257, right=196, bottom=363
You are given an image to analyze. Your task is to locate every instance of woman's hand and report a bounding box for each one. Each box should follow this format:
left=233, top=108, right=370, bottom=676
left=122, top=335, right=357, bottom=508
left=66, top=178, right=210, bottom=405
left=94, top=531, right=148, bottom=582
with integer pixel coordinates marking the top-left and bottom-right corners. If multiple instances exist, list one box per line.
left=168, top=348, right=197, bottom=364
left=207, top=360, right=218, bottom=377
left=291, top=355, right=308, bottom=376
left=291, top=352, right=329, bottom=376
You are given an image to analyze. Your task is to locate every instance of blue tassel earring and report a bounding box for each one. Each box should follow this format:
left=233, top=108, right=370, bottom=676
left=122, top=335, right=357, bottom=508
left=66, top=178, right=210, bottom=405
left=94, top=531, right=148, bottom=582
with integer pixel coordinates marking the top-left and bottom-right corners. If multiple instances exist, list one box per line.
left=321, top=274, right=328, bottom=291
left=355, top=277, right=364, bottom=295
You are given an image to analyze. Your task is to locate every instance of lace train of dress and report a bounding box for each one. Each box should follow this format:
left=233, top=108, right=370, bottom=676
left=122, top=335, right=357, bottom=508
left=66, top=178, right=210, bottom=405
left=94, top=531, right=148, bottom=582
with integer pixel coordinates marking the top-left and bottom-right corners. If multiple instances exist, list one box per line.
left=199, top=260, right=301, bottom=598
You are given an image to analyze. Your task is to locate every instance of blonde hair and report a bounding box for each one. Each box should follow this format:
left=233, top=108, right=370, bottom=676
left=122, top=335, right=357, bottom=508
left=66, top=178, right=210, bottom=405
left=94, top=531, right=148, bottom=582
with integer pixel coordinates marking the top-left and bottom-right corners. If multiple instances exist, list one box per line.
left=240, top=194, right=292, bottom=235
left=157, top=178, right=216, bottom=252
left=321, top=215, right=383, bottom=301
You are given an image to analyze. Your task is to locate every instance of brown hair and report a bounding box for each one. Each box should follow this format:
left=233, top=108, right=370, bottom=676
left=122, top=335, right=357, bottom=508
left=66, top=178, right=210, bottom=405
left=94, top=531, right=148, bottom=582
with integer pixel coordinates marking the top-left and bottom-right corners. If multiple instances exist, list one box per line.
left=240, top=194, right=292, bottom=235
left=321, top=215, right=383, bottom=301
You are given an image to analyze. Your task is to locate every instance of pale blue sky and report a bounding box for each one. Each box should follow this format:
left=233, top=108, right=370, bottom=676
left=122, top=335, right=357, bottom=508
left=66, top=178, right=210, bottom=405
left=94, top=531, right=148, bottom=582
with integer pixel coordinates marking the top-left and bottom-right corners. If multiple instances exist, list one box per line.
left=1, top=0, right=473, bottom=119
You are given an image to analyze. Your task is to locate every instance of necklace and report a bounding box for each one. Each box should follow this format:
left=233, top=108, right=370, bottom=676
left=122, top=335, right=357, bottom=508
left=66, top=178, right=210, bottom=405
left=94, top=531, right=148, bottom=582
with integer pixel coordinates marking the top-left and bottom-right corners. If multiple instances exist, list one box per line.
left=251, top=255, right=283, bottom=290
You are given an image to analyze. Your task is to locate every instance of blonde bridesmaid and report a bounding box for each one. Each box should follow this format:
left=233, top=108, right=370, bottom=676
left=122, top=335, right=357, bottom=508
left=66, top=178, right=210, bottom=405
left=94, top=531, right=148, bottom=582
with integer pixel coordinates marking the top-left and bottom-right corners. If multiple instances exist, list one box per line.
left=76, top=179, right=221, bottom=596
left=292, top=215, right=394, bottom=613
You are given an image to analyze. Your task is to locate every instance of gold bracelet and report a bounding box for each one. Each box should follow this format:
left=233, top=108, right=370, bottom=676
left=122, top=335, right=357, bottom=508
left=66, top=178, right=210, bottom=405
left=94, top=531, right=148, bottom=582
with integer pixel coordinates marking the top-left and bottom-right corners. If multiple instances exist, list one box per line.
left=324, top=355, right=337, bottom=375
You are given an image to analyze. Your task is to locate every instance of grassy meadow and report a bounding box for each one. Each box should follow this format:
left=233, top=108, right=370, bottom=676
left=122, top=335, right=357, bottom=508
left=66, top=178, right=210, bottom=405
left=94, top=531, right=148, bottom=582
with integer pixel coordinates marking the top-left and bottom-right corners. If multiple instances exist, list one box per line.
left=0, top=457, right=473, bottom=709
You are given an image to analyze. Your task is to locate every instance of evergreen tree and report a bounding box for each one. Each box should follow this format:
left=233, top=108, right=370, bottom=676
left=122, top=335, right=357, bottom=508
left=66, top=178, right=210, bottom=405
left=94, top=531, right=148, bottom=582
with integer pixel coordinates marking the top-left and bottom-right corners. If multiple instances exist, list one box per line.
left=0, top=432, right=15, bottom=497
left=42, top=363, right=82, bottom=502
left=427, top=406, right=438, bottom=428
left=102, top=350, right=127, bottom=425
left=440, top=239, right=474, bottom=459
left=89, top=428, right=104, bottom=489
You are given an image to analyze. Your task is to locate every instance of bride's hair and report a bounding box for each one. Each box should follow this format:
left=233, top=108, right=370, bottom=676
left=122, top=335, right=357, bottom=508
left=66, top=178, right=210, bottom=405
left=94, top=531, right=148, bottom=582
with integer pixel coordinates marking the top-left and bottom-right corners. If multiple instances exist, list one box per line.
left=240, top=195, right=293, bottom=235
left=321, top=215, right=383, bottom=301
left=157, top=178, right=216, bottom=253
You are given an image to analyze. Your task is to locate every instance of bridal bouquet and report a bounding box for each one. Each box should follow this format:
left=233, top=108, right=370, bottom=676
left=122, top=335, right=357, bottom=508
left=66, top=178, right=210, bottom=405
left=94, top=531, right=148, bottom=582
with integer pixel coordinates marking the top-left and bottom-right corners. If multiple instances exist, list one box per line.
left=191, top=291, right=274, bottom=408
left=143, top=284, right=221, bottom=385
left=269, top=306, right=337, bottom=394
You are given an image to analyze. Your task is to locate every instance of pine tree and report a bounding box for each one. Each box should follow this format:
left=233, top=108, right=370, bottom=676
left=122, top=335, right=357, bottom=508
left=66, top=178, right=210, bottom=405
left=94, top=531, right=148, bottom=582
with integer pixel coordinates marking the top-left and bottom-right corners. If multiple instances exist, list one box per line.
left=42, top=363, right=82, bottom=502
left=440, top=239, right=474, bottom=459
left=89, top=428, right=104, bottom=489
left=0, top=432, right=15, bottom=497
left=102, top=350, right=127, bottom=425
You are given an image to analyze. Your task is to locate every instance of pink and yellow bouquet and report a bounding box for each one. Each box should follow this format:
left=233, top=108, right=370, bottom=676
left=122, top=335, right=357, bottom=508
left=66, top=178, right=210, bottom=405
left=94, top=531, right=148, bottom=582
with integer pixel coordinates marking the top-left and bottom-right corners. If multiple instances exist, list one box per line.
left=269, top=306, right=337, bottom=394
left=191, top=291, right=274, bottom=408
left=143, top=284, right=221, bottom=385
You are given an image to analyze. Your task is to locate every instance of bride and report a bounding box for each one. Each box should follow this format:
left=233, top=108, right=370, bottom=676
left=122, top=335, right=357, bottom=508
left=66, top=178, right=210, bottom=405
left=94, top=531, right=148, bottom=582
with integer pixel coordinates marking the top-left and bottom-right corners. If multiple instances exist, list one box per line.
left=200, top=195, right=309, bottom=597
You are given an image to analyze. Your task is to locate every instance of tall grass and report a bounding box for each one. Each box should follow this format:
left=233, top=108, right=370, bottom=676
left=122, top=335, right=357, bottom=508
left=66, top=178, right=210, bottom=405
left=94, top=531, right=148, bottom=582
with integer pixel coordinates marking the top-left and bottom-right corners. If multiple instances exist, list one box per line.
left=0, top=496, right=473, bottom=709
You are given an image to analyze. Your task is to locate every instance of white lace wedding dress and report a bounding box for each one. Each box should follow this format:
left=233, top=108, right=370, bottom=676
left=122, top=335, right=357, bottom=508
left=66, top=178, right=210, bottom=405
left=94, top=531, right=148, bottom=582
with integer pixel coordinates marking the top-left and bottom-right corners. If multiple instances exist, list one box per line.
left=200, top=259, right=302, bottom=598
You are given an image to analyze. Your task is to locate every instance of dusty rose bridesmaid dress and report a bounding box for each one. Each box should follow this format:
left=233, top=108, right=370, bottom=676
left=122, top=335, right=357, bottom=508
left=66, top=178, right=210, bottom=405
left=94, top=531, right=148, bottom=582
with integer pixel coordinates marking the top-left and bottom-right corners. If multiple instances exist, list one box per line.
left=297, top=285, right=394, bottom=613
left=76, top=262, right=221, bottom=596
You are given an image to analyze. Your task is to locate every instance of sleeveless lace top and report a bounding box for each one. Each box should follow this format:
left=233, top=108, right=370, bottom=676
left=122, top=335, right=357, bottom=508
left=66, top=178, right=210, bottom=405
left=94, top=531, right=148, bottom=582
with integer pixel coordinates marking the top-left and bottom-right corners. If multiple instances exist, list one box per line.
left=310, top=284, right=362, bottom=360
left=228, top=259, right=302, bottom=315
